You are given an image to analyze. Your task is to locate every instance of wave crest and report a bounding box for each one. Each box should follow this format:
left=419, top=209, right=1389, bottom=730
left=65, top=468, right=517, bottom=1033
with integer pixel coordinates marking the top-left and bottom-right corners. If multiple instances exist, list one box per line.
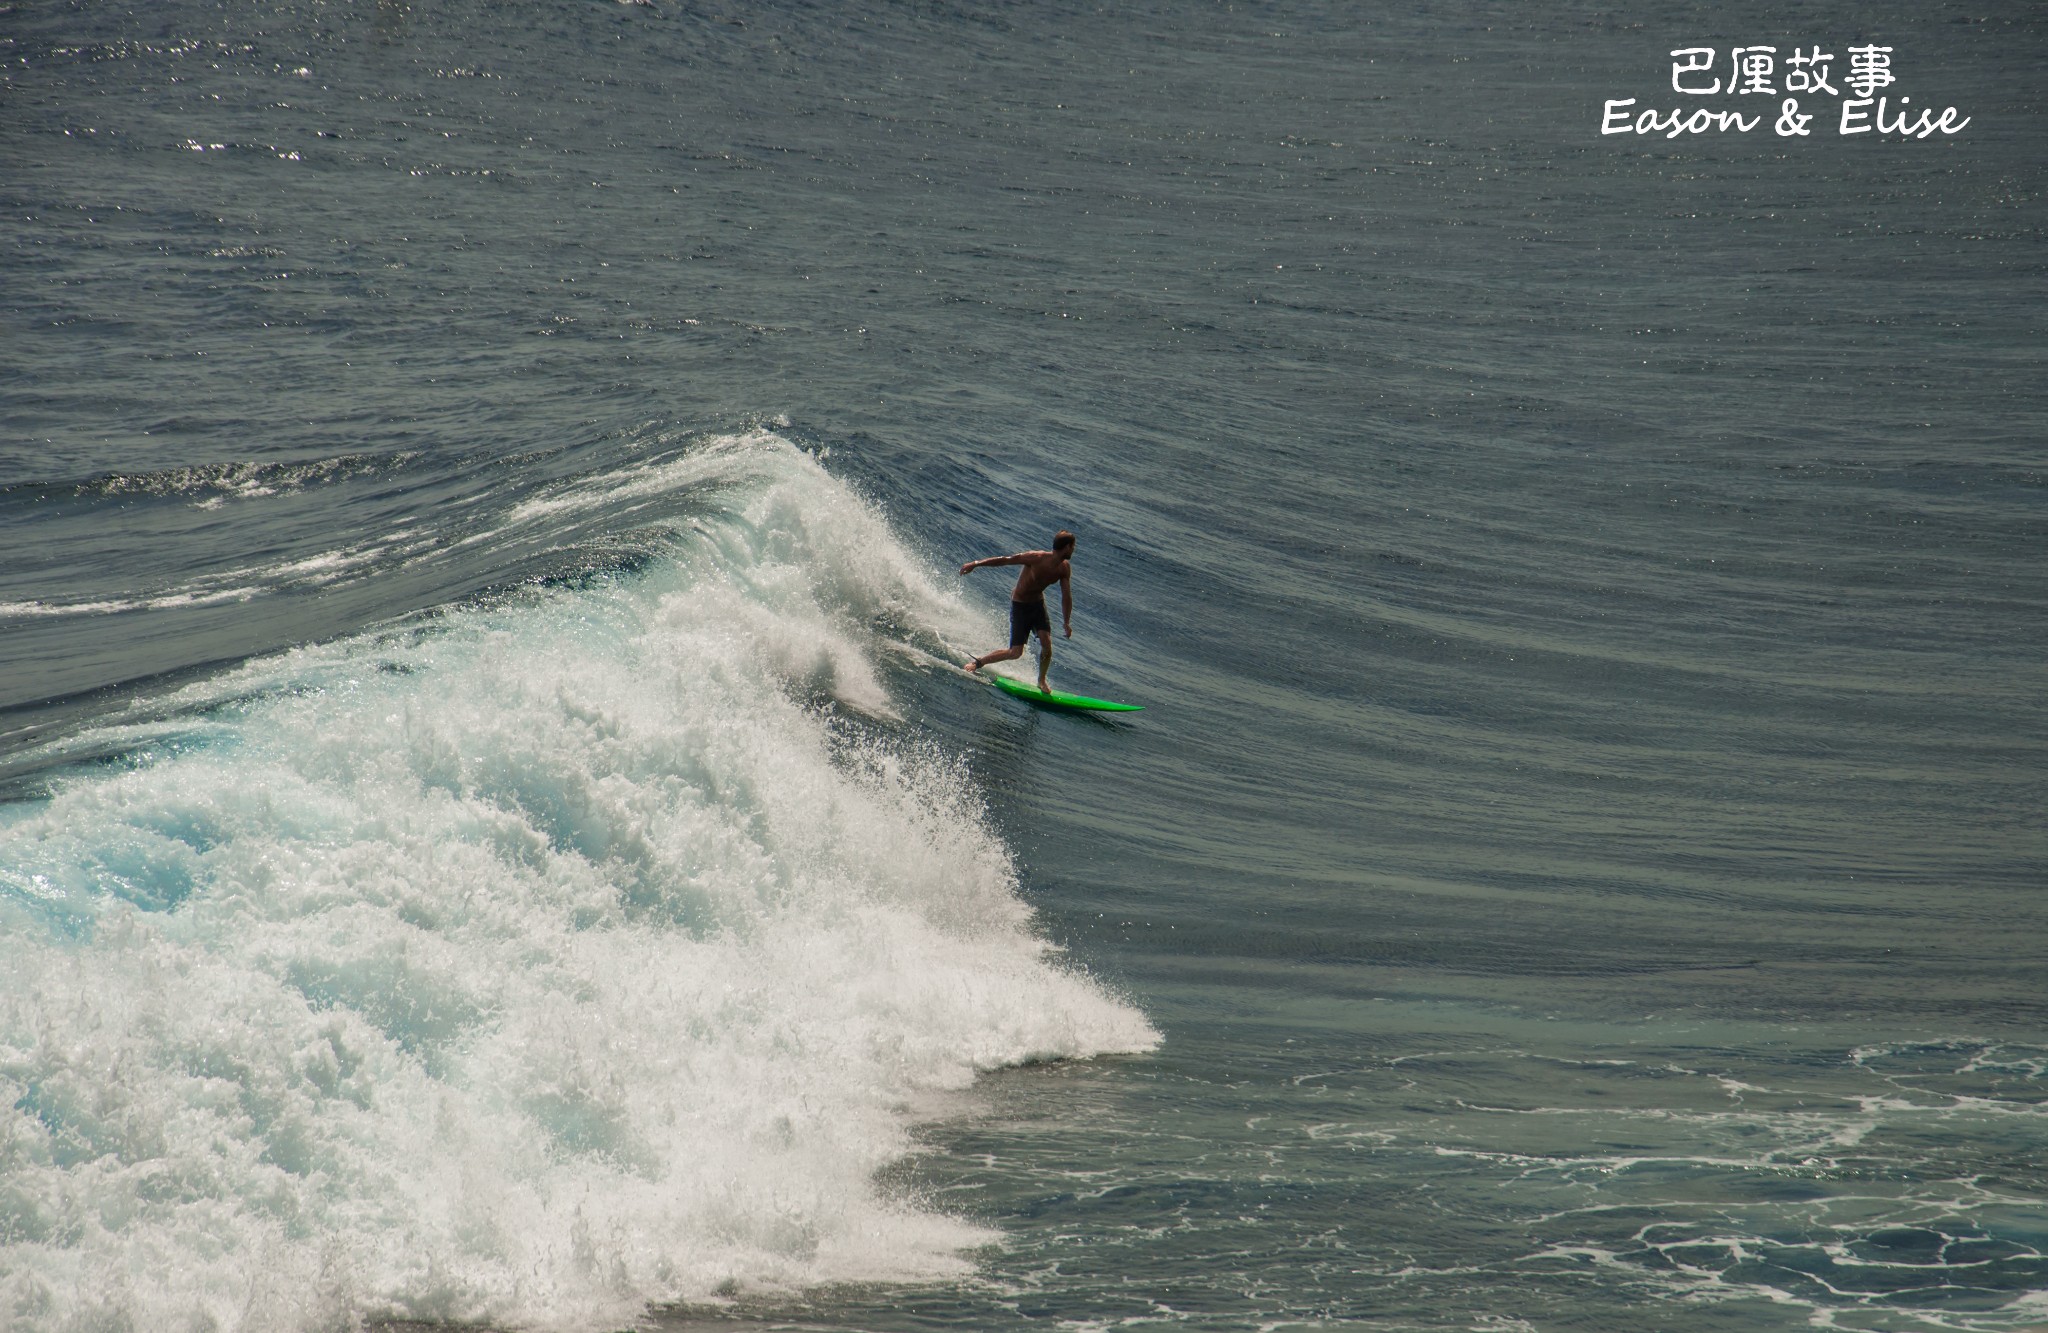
left=0, top=431, right=1157, bottom=1332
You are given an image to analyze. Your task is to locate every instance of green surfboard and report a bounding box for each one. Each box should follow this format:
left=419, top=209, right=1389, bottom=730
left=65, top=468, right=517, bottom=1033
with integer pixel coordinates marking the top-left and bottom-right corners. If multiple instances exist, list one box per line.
left=987, top=674, right=1143, bottom=712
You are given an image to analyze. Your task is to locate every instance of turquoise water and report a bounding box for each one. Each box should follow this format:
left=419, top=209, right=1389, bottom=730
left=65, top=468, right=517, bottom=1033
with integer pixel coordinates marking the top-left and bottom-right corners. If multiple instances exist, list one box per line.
left=3, top=1, right=2043, bottom=1330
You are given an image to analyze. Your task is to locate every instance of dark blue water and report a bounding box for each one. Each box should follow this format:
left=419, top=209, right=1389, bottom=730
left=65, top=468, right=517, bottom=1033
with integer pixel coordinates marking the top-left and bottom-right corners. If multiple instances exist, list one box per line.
left=3, top=2, right=2044, bottom=1329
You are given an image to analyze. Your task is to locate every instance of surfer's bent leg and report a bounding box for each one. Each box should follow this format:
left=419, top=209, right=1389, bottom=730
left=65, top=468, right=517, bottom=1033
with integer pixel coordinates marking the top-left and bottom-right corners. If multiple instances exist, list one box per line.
left=1007, top=598, right=1052, bottom=689
left=966, top=648, right=1007, bottom=672
left=1011, top=598, right=1050, bottom=649
left=965, top=645, right=1026, bottom=672
left=970, top=598, right=1050, bottom=675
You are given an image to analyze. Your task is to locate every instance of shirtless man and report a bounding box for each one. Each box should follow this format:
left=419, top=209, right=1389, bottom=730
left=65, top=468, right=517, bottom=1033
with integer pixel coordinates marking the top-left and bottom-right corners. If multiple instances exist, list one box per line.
left=960, top=530, right=1075, bottom=691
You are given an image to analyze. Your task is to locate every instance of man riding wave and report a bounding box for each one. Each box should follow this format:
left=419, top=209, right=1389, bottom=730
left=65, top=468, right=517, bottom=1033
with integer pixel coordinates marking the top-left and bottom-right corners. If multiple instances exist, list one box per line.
left=960, top=529, right=1075, bottom=692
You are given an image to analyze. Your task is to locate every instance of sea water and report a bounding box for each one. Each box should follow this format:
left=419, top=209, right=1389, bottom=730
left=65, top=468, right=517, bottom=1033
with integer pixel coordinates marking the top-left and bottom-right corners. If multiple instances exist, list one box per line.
left=3, top=1, right=2043, bottom=1330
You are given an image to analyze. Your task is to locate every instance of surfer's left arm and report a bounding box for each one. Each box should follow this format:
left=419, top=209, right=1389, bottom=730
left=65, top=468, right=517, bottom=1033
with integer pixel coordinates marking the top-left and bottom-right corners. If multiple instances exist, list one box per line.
left=959, top=553, right=1024, bottom=575
left=1060, top=566, right=1073, bottom=637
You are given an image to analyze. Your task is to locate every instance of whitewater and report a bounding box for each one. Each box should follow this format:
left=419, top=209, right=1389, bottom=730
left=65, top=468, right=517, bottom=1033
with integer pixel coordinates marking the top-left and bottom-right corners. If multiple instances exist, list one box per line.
left=0, top=430, right=1159, bottom=1332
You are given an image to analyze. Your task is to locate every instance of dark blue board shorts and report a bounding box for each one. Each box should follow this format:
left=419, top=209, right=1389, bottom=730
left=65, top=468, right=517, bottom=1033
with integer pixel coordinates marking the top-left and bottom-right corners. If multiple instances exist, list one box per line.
left=1009, top=597, right=1052, bottom=646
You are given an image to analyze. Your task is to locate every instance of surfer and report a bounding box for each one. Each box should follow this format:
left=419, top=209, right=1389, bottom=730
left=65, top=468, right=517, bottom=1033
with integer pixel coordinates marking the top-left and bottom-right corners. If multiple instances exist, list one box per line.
left=960, top=530, right=1074, bottom=691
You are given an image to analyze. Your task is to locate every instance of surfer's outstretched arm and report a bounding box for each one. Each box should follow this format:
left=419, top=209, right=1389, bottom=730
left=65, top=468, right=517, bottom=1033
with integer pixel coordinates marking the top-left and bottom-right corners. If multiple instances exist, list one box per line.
left=960, top=553, right=1026, bottom=575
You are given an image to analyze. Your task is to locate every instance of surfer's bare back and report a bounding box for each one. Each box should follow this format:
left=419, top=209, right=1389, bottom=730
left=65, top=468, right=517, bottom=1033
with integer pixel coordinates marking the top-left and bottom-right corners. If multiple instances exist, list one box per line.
left=961, top=530, right=1074, bottom=691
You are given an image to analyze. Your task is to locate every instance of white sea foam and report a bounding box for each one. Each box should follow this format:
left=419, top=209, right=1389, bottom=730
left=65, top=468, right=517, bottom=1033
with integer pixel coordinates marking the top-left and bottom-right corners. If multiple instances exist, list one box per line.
left=0, top=431, right=1157, bottom=1332
left=0, top=541, right=429, bottom=622
left=0, top=586, right=264, bottom=619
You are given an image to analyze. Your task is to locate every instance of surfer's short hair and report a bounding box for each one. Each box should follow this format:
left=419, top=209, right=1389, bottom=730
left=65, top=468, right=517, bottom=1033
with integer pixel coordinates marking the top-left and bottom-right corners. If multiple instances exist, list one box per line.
left=1052, top=530, right=1076, bottom=553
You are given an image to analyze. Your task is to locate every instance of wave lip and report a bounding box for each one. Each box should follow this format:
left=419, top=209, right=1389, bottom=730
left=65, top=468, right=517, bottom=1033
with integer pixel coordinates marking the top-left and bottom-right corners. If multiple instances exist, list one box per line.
left=0, top=430, right=1158, bottom=1333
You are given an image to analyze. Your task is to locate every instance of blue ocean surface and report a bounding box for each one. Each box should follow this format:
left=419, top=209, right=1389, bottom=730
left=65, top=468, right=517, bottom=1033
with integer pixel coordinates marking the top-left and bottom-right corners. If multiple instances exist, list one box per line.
left=2, top=1, right=2043, bottom=1330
